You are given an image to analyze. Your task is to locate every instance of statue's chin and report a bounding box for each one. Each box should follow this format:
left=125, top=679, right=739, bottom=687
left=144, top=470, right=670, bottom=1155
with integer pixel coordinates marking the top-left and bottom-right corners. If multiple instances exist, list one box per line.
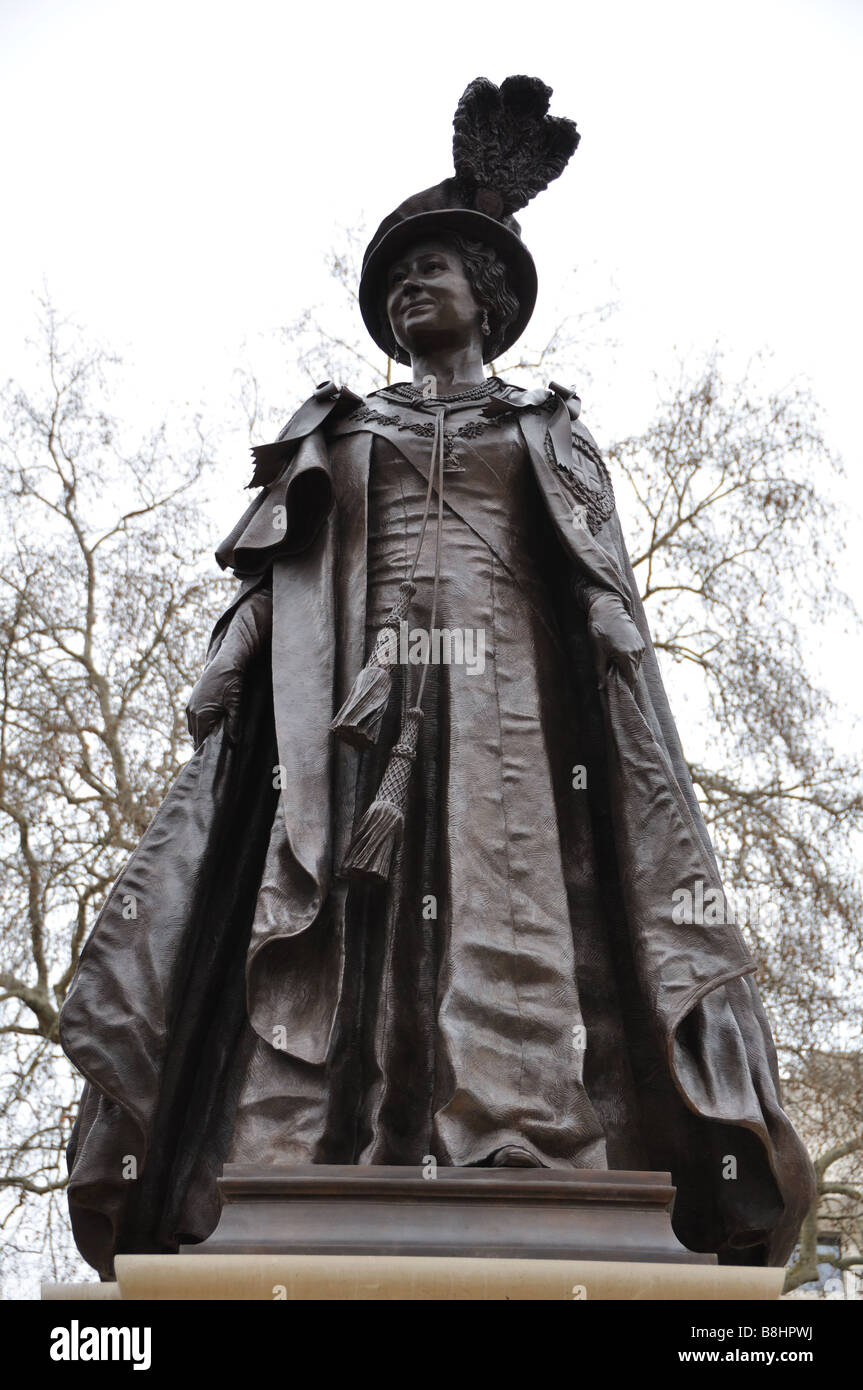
left=394, top=325, right=472, bottom=361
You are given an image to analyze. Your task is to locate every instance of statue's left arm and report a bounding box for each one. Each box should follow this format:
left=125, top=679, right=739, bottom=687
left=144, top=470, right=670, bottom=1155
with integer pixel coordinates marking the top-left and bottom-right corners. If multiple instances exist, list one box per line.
left=186, top=583, right=273, bottom=749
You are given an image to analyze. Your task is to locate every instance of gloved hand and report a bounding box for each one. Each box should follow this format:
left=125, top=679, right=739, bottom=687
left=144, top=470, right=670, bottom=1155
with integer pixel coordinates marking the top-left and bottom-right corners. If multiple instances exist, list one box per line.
left=587, top=590, right=645, bottom=689
left=185, top=588, right=272, bottom=749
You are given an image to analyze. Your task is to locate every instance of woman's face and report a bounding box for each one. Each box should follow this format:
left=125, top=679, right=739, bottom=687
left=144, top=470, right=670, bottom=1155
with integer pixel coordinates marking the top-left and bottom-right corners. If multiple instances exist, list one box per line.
left=385, top=239, right=482, bottom=360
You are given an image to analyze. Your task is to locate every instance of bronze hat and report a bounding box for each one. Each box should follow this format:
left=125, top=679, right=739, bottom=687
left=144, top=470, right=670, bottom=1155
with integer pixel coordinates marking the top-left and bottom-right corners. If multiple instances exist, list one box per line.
left=359, top=76, right=580, bottom=364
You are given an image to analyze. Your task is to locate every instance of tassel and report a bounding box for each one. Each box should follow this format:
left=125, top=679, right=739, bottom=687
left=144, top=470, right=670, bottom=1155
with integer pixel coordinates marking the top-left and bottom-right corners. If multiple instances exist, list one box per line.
left=343, top=706, right=424, bottom=883
left=330, top=580, right=416, bottom=748
left=343, top=405, right=445, bottom=882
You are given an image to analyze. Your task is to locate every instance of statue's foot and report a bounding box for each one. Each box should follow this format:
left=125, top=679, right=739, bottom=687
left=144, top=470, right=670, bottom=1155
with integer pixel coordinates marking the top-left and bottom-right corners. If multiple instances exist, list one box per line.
left=488, top=1144, right=544, bottom=1168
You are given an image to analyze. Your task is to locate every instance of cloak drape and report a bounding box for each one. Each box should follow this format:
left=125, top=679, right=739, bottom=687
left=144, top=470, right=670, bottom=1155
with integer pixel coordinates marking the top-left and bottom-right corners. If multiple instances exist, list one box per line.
left=60, top=385, right=815, bottom=1277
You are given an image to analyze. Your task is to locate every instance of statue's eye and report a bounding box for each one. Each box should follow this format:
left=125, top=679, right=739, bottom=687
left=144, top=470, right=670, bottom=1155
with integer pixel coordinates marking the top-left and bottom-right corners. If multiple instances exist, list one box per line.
left=389, top=270, right=406, bottom=287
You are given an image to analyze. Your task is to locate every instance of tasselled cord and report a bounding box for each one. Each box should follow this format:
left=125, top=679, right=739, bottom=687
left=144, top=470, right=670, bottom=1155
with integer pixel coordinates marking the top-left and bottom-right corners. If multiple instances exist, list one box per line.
left=338, top=402, right=448, bottom=881
left=330, top=399, right=448, bottom=784
left=415, top=405, right=446, bottom=710
left=406, top=406, right=444, bottom=586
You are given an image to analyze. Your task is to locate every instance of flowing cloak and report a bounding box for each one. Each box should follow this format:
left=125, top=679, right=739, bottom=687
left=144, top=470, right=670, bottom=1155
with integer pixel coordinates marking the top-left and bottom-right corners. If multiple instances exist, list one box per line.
left=59, top=382, right=816, bottom=1278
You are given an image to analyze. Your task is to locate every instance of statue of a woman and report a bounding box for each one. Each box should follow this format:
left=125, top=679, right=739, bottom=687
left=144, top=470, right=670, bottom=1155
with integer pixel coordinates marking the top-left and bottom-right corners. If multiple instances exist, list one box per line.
left=60, top=76, right=815, bottom=1278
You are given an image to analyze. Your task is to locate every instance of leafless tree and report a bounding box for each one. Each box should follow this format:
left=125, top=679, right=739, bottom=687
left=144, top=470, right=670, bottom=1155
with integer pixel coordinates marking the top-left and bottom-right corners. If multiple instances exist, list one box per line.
left=609, top=356, right=862, bottom=1049
left=783, top=1052, right=863, bottom=1293
left=0, top=301, right=229, bottom=1291
left=609, top=359, right=863, bottom=1294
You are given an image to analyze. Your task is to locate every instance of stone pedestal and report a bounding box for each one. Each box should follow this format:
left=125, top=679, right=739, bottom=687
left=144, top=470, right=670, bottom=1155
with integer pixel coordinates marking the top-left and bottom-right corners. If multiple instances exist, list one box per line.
left=43, top=1255, right=784, bottom=1301
left=41, top=1166, right=787, bottom=1300
left=182, top=1164, right=715, bottom=1264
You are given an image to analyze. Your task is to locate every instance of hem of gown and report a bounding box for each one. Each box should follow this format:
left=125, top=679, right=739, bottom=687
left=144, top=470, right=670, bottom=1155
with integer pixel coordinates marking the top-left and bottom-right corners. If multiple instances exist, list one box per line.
left=437, top=1132, right=609, bottom=1173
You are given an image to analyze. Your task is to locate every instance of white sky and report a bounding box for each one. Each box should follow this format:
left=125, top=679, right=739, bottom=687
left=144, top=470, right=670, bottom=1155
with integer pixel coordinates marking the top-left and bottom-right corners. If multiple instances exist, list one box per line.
left=1, top=0, right=861, bottom=700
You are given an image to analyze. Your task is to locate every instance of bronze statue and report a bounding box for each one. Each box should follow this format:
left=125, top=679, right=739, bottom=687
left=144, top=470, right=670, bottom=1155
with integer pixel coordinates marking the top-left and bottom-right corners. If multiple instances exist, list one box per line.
left=60, top=76, right=815, bottom=1278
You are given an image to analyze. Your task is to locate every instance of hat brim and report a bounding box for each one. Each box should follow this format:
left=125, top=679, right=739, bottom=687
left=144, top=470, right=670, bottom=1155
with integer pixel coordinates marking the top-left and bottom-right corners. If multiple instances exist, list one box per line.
left=359, top=209, right=537, bottom=365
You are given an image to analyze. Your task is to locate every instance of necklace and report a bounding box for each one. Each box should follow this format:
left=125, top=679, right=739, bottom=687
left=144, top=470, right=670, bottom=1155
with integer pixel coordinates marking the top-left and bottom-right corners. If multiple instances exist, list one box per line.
left=387, top=378, right=506, bottom=404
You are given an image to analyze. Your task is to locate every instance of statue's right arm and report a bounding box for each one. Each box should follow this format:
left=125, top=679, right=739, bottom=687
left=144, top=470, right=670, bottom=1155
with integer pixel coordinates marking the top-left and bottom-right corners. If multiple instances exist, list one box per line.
left=185, top=583, right=273, bottom=749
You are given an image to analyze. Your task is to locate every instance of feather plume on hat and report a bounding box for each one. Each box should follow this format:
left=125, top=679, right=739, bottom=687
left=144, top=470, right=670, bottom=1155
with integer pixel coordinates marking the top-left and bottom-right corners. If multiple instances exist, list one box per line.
left=452, top=75, right=580, bottom=220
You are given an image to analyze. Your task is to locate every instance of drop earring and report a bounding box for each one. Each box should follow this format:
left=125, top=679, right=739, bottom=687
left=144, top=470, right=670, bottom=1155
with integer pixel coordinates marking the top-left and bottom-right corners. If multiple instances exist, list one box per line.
left=481, top=309, right=491, bottom=337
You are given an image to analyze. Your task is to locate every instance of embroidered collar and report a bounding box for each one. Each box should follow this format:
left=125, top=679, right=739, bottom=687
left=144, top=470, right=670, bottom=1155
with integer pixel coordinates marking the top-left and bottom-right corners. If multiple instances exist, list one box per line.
left=381, top=377, right=508, bottom=405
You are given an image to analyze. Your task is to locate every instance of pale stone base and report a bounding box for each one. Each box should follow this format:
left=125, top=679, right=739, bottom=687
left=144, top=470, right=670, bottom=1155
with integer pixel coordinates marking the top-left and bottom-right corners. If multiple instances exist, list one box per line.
left=42, top=1254, right=784, bottom=1301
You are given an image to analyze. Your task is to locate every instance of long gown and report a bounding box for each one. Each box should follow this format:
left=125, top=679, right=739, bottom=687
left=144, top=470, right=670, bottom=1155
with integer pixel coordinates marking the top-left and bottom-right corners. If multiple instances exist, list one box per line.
left=60, top=377, right=816, bottom=1273
left=227, top=385, right=650, bottom=1172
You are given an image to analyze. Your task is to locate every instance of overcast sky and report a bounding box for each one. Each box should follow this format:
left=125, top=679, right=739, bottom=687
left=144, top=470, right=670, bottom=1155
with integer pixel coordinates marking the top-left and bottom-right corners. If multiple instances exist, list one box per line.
left=1, top=0, right=861, bottom=696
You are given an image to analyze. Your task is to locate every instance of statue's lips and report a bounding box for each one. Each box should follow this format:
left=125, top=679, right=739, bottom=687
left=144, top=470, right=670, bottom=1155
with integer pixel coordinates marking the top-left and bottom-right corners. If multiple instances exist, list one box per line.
left=399, top=299, right=436, bottom=316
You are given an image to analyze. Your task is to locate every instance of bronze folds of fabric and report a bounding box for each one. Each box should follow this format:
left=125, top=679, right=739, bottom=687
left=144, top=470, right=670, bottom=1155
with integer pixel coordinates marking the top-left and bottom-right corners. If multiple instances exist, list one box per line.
left=60, top=386, right=816, bottom=1277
